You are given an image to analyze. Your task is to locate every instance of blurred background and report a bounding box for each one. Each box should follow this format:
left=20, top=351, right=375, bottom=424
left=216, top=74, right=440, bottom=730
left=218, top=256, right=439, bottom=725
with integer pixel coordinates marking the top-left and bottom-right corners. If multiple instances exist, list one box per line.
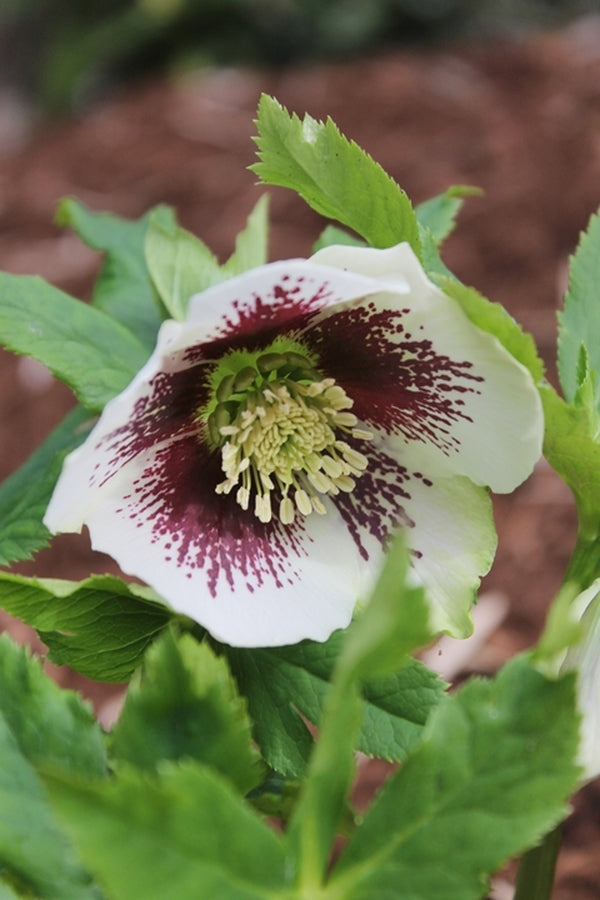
left=0, top=0, right=597, bottom=114
left=1, top=4, right=600, bottom=897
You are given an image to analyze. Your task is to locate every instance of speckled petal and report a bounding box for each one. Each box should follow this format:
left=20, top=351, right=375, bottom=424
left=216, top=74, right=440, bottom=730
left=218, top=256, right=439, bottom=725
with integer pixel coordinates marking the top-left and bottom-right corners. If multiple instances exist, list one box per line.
left=331, top=440, right=497, bottom=637
left=309, top=242, right=543, bottom=493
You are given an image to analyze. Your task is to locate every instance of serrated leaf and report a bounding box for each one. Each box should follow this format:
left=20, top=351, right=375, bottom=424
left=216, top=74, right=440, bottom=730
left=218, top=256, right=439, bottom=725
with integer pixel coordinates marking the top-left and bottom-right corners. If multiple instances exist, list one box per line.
left=0, top=715, right=101, bottom=900
left=286, top=536, right=433, bottom=891
left=0, top=638, right=103, bottom=899
left=45, top=764, right=287, bottom=900
left=111, top=631, right=264, bottom=793
left=56, top=198, right=175, bottom=352
left=251, top=94, right=420, bottom=256
left=0, top=406, right=93, bottom=566
left=416, top=185, right=481, bottom=245
left=0, top=274, right=148, bottom=411
left=145, top=215, right=222, bottom=320
left=0, top=574, right=173, bottom=683
left=0, top=635, right=107, bottom=778
left=330, top=655, right=580, bottom=900
left=227, top=640, right=443, bottom=777
left=541, top=383, right=600, bottom=543
left=435, top=275, right=545, bottom=382
left=222, top=194, right=270, bottom=277
left=558, top=210, right=600, bottom=403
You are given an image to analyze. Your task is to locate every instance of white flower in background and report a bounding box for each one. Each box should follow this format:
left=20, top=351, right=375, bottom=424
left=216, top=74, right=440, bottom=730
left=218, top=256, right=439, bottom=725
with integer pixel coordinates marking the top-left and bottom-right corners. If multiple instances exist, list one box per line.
left=44, top=243, right=543, bottom=647
left=561, top=579, right=600, bottom=779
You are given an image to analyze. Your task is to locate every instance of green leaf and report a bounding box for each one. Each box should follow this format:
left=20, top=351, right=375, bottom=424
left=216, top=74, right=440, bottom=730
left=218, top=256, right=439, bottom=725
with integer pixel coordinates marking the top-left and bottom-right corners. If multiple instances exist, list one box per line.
left=359, top=659, right=445, bottom=760
left=145, top=215, right=222, bottom=320
left=0, top=574, right=173, bottom=683
left=0, top=639, right=103, bottom=899
left=337, top=534, right=432, bottom=683
left=435, top=275, right=545, bottom=382
left=415, top=185, right=482, bottom=246
left=111, top=631, right=264, bottom=793
left=227, top=640, right=443, bottom=778
left=146, top=196, right=271, bottom=320
left=251, top=94, right=421, bottom=256
left=0, top=716, right=101, bottom=899
left=541, top=383, right=600, bottom=541
left=286, top=536, right=433, bottom=891
left=311, top=224, right=367, bottom=253
left=330, top=655, right=580, bottom=900
left=56, top=198, right=175, bottom=352
left=0, top=274, right=148, bottom=411
left=0, top=406, right=93, bottom=566
left=0, top=635, right=106, bottom=778
left=45, top=763, right=287, bottom=900
left=418, top=222, right=457, bottom=281
left=0, top=880, right=19, bottom=899
left=222, top=194, right=270, bottom=277
left=558, top=210, right=600, bottom=403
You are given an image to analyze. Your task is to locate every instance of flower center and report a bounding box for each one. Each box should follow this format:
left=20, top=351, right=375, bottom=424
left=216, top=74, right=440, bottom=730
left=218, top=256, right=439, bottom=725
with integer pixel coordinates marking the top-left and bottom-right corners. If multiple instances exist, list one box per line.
left=207, top=350, right=372, bottom=524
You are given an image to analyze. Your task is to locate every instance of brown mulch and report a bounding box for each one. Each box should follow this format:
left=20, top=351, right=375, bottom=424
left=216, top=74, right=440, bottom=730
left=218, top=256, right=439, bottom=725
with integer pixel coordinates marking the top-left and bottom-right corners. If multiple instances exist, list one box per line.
left=1, top=16, right=600, bottom=897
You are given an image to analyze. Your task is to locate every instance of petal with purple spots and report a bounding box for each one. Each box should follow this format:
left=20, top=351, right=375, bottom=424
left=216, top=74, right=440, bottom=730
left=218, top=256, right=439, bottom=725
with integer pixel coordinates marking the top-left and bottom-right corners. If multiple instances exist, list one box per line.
left=44, top=243, right=543, bottom=647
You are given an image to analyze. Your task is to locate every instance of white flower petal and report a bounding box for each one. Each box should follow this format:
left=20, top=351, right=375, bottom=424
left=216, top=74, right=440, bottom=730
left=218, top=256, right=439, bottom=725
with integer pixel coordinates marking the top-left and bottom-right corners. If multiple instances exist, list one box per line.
left=44, top=245, right=542, bottom=647
left=336, top=441, right=497, bottom=637
left=311, top=242, right=543, bottom=493
left=185, top=258, right=406, bottom=340
left=49, top=433, right=365, bottom=647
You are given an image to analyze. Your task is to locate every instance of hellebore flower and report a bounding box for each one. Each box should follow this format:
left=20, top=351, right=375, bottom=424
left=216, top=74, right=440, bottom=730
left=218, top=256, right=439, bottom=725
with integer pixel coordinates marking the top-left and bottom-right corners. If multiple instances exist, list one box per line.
left=44, top=243, right=543, bottom=647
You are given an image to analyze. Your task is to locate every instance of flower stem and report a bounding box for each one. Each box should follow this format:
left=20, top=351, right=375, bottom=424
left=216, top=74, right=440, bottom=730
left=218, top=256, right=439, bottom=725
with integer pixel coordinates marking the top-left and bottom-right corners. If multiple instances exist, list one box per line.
left=513, top=824, right=563, bottom=900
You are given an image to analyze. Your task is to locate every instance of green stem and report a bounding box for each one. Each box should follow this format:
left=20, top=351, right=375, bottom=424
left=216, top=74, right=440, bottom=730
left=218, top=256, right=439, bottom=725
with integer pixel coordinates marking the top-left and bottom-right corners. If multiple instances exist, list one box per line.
left=564, top=533, right=600, bottom=589
left=513, top=824, right=563, bottom=900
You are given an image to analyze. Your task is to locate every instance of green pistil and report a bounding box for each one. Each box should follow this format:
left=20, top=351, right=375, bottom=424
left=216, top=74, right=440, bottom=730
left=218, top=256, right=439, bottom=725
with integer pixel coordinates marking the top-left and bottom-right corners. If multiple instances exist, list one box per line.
left=209, top=350, right=372, bottom=525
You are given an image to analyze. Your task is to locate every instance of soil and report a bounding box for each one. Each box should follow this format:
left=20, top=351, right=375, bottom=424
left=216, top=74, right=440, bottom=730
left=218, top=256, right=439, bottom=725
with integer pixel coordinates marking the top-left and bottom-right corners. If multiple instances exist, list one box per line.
left=1, top=16, right=600, bottom=898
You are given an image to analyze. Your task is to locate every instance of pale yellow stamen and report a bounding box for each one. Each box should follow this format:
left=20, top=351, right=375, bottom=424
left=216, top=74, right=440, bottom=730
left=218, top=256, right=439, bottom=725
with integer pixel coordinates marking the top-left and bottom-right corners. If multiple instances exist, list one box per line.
left=213, top=362, right=372, bottom=525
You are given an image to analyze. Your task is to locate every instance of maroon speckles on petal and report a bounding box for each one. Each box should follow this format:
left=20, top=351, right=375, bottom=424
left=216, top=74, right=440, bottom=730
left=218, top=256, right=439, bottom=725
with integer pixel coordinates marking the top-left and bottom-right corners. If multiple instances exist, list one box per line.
left=117, top=435, right=311, bottom=598
left=334, top=442, right=431, bottom=559
left=89, top=355, right=211, bottom=490
left=306, top=301, right=484, bottom=455
left=194, top=275, right=339, bottom=360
